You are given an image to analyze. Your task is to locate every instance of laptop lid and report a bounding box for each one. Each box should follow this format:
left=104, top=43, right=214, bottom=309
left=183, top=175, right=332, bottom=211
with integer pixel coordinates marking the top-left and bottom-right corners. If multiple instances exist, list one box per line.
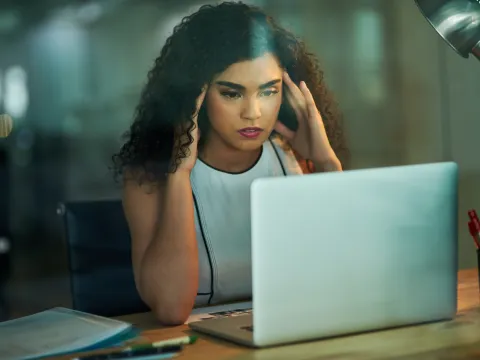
left=250, top=162, right=458, bottom=347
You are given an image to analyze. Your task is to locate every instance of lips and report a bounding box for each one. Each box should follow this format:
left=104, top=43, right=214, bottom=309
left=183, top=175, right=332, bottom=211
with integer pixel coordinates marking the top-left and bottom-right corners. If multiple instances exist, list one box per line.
left=238, top=127, right=263, bottom=139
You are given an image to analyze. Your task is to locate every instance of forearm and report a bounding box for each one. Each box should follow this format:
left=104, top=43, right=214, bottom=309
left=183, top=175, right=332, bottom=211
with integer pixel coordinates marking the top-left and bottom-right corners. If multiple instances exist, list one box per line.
left=311, top=157, right=343, bottom=173
left=139, top=172, right=198, bottom=324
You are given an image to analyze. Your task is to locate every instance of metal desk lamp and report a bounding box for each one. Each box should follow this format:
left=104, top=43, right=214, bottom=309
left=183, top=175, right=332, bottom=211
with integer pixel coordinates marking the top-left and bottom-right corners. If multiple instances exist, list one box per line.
left=415, top=0, right=480, bottom=61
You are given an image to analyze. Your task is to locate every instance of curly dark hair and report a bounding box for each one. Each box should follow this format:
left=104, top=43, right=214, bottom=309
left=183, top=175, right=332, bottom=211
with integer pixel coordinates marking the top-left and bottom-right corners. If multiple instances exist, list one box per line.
left=112, top=1, right=349, bottom=184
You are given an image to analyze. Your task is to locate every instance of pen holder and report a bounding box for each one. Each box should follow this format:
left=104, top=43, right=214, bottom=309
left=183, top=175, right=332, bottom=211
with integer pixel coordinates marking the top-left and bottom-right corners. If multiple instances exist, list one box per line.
left=477, top=248, right=480, bottom=292
left=477, top=248, right=480, bottom=285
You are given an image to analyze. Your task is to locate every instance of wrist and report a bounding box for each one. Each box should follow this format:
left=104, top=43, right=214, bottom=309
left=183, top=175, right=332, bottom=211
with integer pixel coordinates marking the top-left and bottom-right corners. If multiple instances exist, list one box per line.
left=311, top=156, right=342, bottom=173
left=167, top=169, right=192, bottom=184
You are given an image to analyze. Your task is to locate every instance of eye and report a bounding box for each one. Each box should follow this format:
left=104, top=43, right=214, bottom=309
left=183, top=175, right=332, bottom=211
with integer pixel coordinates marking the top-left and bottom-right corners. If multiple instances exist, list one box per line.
left=261, top=89, right=279, bottom=97
left=221, top=91, right=241, bottom=99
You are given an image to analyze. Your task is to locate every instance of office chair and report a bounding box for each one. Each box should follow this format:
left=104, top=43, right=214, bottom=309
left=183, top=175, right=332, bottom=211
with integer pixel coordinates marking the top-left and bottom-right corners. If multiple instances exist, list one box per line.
left=57, top=199, right=150, bottom=317
left=0, top=147, right=11, bottom=321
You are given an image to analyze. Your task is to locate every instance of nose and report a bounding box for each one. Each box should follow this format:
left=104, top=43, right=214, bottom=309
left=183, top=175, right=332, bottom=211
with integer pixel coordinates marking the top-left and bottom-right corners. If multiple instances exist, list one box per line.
left=240, top=98, right=261, bottom=121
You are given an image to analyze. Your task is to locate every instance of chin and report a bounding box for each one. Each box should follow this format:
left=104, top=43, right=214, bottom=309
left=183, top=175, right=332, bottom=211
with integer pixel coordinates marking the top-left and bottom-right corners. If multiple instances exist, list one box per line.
left=234, top=137, right=268, bottom=152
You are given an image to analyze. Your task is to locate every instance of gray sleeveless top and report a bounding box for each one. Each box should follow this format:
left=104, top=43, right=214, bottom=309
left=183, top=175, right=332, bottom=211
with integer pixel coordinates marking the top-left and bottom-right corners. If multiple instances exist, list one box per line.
left=190, top=137, right=304, bottom=306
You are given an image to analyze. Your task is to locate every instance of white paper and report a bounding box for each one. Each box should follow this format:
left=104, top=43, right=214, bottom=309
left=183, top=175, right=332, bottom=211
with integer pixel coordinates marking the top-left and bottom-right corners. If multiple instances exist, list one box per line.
left=0, top=307, right=131, bottom=360
left=185, top=301, right=252, bottom=324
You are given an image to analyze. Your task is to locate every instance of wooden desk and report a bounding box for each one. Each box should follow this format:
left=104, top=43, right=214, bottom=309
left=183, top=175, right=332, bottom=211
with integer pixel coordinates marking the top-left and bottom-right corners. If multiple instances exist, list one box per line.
left=54, top=269, right=480, bottom=360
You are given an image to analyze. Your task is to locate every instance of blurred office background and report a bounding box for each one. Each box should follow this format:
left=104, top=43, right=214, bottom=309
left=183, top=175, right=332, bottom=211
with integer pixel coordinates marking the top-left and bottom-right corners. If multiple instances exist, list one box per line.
left=0, top=0, right=479, bottom=320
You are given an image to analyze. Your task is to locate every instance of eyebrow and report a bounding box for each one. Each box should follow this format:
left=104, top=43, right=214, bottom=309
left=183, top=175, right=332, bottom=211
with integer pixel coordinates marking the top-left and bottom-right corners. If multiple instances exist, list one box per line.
left=215, top=79, right=281, bottom=91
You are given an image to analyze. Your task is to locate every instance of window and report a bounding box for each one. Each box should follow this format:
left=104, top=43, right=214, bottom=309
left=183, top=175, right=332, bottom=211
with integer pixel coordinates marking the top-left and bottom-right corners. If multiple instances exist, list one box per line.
left=353, top=9, right=385, bottom=104
left=4, top=66, right=29, bottom=119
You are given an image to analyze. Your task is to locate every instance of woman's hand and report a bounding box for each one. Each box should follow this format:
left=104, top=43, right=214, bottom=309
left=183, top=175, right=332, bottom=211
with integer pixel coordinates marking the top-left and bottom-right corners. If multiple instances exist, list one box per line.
left=274, top=72, right=342, bottom=172
left=174, top=86, right=208, bottom=173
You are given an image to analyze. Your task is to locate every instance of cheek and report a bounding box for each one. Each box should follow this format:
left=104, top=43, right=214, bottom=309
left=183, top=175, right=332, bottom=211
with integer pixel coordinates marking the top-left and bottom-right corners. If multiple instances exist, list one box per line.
left=262, top=95, right=282, bottom=118
left=206, top=93, right=237, bottom=128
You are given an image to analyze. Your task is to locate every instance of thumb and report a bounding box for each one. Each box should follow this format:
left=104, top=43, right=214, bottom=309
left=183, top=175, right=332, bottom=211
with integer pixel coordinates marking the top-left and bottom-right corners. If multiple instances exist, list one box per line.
left=274, top=120, right=295, bottom=140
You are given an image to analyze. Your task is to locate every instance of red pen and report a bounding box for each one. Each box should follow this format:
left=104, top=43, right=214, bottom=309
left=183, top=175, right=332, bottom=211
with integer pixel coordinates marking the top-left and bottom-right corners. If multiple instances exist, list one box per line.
left=468, top=209, right=480, bottom=235
left=468, top=209, right=479, bottom=223
left=468, top=221, right=480, bottom=249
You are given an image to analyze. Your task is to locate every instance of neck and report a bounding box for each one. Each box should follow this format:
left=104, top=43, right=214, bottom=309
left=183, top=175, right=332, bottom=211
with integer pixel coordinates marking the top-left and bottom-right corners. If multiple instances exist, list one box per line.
left=200, top=136, right=263, bottom=173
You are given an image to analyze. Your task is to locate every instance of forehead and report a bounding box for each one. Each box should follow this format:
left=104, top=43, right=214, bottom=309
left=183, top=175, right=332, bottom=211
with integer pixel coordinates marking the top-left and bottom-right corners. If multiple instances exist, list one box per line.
left=214, top=52, right=283, bottom=86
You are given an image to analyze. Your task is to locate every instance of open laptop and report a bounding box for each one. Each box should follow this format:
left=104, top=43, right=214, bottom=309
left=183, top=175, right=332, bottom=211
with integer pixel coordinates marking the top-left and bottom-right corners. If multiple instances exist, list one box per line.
left=189, top=162, right=458, bottom=348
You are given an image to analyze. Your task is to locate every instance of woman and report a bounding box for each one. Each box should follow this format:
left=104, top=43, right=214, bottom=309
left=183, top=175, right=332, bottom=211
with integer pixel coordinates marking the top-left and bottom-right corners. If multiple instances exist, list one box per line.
left=112, top=1, right=348, bottom=325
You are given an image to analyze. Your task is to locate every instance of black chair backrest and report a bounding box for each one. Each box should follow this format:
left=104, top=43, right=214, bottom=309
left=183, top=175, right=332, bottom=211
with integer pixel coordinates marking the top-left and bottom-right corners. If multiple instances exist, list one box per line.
left=58, top=199, right=149, bottom=317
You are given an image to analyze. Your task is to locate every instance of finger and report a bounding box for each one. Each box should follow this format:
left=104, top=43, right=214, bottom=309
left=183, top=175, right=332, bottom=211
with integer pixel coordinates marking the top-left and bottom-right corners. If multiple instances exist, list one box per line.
left=274, top=120, right=296, bottom=140
left=284, top=89, right=305, bottom=123
left=283, top=72, right=305, bottom=105
left=283, top=73, right=307, bottom=119
left=176, top=86, right=207, bottom=140
left=193, top=85, right=208, bottom=121
left=283, top=71, right=299, bottom=91
left=196, top=85, right=208, bottom=108
left=299, top=81, right=321, bottom=122
left=283, top=72, right=307, bottom=117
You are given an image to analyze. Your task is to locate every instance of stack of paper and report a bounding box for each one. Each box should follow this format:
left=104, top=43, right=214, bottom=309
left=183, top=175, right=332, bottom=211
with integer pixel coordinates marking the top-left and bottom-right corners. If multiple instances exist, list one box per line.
left=0, top=307, right=138, bottom=360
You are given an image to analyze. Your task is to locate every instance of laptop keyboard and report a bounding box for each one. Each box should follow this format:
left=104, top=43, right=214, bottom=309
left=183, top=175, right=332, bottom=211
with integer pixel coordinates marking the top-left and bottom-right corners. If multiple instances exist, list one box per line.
left=203, top=308, right=252, bottom=320
left=241, top=325, right=254, bottom=332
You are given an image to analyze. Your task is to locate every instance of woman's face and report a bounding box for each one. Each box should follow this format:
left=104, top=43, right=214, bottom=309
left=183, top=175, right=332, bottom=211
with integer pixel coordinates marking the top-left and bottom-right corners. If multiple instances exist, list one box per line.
left=205, top=52, right=283, bottom=152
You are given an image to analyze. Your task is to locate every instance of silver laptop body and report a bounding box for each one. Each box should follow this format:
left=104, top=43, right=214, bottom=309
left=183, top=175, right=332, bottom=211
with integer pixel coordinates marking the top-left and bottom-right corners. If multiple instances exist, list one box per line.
left=189, top=162, right=458, bottom=348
